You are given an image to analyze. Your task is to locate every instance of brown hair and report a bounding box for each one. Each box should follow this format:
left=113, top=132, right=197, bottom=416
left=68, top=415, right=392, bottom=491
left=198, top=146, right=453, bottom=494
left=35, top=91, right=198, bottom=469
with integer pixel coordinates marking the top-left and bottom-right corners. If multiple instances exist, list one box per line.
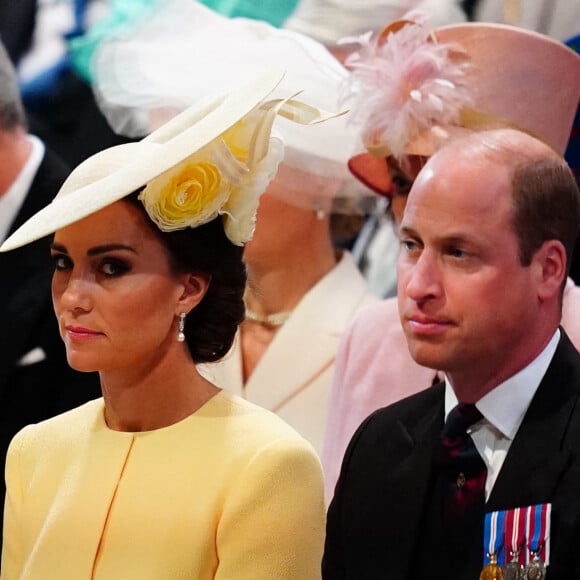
left=511, top=159, right=580, bottom=274
left=457, top=130, right=580, bottom=283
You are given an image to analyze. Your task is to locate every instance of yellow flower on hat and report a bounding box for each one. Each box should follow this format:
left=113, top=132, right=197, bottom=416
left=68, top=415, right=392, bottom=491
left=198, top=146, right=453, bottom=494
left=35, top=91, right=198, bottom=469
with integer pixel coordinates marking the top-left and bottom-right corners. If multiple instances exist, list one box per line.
left=139, top=159, right=231, bottom=232
left=137, top=98, right=310, bottom=245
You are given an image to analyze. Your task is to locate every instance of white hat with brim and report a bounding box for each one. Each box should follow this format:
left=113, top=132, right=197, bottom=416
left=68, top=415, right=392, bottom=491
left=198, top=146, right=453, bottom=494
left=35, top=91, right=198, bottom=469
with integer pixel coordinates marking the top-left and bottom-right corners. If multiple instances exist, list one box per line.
left=1, top=68, right=286, bottom=252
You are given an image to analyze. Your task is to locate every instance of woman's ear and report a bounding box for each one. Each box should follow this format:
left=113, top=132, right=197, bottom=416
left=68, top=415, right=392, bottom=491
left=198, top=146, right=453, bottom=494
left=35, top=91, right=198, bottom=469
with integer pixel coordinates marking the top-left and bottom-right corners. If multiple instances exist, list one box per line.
left=176, top=272, right=211, bottom=314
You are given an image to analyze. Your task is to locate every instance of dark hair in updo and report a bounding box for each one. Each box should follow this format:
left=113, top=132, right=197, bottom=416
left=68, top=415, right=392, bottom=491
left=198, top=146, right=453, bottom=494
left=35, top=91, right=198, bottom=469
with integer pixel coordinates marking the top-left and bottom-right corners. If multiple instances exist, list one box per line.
left=126, top=192, right=246, bottom=364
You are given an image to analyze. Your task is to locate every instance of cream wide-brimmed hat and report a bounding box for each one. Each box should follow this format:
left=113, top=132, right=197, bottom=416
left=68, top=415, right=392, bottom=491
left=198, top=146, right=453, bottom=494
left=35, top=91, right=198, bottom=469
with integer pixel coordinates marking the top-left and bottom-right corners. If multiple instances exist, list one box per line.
left=0, top=69, right=337, bottom=252
left=345, top=20, right=580, bottom=196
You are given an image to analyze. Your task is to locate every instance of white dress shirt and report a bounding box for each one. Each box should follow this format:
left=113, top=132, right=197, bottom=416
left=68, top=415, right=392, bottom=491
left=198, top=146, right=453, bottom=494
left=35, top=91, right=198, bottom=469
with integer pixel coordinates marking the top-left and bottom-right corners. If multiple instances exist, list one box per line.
left=445, top=329, right=560, bottom=499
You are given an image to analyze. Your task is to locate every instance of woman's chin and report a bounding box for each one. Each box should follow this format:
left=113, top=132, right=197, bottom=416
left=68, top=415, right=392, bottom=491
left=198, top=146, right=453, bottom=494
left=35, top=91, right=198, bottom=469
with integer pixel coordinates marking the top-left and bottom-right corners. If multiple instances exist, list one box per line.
left=66, top=355, right=102, bottom=374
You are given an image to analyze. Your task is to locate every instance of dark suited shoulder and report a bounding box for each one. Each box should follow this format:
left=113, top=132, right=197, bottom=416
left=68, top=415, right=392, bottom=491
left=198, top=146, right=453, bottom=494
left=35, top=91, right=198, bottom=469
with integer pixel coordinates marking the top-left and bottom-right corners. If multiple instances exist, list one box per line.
left=323, top=383, right=444, bottom=579
left=487, top=330, right=580, bottom=578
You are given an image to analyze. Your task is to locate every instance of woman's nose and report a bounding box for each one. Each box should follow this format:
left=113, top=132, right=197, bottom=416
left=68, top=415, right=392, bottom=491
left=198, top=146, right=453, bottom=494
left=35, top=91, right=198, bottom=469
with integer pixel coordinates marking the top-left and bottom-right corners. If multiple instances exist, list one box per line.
left=54, top=275, right=92, bottom=313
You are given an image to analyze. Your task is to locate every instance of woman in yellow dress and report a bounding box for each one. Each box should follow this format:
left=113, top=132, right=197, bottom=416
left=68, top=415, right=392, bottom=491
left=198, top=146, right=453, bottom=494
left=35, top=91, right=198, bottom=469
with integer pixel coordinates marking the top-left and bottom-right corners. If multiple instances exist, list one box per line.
left=0, top=71, right=328, bottom=580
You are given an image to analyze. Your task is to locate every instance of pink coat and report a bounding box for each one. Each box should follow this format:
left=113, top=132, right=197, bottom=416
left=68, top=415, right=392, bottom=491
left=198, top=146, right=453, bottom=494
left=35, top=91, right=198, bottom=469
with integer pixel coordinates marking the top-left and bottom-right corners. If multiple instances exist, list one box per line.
left=322, top=277, right=580, bottom=502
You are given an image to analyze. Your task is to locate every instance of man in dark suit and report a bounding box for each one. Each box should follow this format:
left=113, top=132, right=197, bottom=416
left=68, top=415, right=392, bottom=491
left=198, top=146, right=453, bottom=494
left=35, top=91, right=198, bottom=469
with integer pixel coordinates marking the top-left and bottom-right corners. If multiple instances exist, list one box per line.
left=0, top=40, right=100, bottom=538
left=323, top=128, right=580, bottom=579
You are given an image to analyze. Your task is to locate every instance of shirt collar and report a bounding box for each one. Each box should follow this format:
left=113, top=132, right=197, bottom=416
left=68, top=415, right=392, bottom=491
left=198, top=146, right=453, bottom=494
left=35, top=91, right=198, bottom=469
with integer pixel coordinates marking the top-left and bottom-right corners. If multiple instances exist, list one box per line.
left=445, top=329, right=560, bottom=439
left=0, top=135, right=44, bottom=242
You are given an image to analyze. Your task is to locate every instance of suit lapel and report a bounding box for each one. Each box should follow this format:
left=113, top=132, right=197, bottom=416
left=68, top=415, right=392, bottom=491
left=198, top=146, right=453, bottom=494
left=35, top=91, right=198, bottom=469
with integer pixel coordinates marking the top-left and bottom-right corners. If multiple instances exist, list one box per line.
left=488, top=332, right=580, bottom=511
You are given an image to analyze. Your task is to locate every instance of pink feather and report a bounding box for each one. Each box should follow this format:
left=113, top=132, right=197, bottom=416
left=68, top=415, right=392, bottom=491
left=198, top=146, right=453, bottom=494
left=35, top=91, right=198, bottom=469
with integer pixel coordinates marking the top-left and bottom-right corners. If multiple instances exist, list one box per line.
left=341, top=15, right=473, bottom=158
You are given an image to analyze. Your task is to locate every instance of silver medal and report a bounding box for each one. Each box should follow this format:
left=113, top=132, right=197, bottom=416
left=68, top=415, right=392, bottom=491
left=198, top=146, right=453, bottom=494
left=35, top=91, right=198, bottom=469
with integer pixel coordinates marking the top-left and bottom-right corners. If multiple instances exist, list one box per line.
left=522, top=555, right=546, bottom=580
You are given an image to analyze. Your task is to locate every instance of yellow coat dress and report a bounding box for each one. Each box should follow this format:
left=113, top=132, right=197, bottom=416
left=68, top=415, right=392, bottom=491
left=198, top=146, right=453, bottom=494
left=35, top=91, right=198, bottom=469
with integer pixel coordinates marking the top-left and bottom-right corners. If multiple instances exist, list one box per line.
left=1, top=391, right=325, bottom=579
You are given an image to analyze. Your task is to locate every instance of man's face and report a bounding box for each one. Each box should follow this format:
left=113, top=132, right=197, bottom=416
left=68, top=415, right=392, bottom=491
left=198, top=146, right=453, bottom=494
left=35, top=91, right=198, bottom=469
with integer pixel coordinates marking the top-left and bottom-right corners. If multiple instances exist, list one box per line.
left=397, top=150, right=541, bottom=391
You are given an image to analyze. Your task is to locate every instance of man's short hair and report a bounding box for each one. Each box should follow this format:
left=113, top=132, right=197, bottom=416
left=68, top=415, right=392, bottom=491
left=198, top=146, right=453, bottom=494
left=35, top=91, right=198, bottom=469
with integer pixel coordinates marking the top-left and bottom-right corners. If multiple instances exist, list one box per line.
left=456, top=130, right=580, bottom=280
left=512, top=159, right=580, bottom=275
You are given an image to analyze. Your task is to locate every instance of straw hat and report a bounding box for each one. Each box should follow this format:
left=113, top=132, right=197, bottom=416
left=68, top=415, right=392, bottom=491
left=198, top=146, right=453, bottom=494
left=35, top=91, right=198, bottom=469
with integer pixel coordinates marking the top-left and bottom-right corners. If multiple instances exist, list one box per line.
left=346, top=20, right=580, bottom=196
left=0, top=69, right=337, bottom=252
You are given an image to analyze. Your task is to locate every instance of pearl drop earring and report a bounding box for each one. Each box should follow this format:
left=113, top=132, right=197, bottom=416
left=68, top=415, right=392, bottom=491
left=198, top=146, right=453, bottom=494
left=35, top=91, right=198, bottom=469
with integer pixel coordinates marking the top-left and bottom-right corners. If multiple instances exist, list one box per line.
left=177, top=313, right=186, bottom=342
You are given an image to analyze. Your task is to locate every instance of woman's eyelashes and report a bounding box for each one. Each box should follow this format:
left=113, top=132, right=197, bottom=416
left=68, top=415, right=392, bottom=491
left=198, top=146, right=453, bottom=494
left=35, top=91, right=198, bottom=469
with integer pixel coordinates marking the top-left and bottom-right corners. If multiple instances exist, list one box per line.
left=99, top=258, right=131, bottom=277
left=51, top=253, right=72, bottom=272
left=391, top=174, right=412, bottom=196
left=50, top=253, right=131, bottom=277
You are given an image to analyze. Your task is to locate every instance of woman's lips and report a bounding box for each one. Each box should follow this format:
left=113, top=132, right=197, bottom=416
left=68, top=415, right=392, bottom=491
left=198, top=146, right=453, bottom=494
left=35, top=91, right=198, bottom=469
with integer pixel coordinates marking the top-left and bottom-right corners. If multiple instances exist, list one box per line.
left=65, top=326, right=103, bottom=340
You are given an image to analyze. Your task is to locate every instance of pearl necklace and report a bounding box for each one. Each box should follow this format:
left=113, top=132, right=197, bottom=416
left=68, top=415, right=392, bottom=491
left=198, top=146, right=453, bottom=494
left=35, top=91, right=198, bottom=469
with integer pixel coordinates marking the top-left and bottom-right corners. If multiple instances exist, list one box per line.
left=245, top=309, right=293, bottom=327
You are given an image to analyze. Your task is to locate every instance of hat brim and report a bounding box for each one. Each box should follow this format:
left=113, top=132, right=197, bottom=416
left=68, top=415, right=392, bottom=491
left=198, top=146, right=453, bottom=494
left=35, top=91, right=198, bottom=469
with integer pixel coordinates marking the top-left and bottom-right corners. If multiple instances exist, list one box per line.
left=348, top=153, right=393, bottom=198
left=0, top=68, right=285, bottom=252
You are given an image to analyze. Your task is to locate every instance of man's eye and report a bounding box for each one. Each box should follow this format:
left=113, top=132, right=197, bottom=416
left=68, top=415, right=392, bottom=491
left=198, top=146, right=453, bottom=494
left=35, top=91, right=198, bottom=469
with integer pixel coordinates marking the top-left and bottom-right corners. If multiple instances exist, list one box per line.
left=401, top=239, right=418, bottom=252
left=448, top=248, right=467, bottom=258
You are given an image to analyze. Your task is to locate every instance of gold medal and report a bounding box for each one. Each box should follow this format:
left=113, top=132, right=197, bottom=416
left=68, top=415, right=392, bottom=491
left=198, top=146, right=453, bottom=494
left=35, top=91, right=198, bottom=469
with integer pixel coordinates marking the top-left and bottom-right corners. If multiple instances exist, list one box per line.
left=480, top=553, right=504, bottom=580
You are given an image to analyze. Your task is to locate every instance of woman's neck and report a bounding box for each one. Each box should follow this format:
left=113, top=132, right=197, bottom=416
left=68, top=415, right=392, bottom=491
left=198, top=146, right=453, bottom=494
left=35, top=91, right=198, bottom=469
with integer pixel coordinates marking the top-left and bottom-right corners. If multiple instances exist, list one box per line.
left=99, top=347, right=218, bottom=432
left=245, top=237, right=339, bottom=316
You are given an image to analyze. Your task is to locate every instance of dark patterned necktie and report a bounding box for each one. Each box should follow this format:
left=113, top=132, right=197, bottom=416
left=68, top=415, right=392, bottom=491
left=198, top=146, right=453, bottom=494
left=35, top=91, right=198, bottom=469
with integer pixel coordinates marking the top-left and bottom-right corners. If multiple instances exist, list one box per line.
left=437, top=403, right=487, bottom=527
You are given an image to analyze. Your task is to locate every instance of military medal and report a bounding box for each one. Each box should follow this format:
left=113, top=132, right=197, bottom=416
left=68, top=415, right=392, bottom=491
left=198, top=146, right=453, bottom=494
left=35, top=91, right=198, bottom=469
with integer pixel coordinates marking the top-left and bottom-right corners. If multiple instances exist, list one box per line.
left=481, top=552, right=504, bottom=580
left=522, top=504, right=551, bottom=580
left=522, top=553, right=546, bottom=580
left=503, top=507, right=525, bottom=580
left=504, top=559, right=524, bottom=580
left=480, top=510, right=506, bottom=579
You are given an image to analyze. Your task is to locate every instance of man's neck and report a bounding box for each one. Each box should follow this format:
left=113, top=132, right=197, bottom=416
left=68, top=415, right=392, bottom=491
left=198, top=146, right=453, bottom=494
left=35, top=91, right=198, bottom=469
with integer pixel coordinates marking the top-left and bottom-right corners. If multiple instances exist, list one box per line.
left=448, top=325, right=560, bottom=403
left=0, top=127, right=32, bottom=198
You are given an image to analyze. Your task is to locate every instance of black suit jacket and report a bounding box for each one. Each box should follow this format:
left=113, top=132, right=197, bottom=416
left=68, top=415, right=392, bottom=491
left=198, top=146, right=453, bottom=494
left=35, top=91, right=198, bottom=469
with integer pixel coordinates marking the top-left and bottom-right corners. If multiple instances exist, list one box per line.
left=0, top=147, right=100, bottom=530
left=323, top=331, right=580, bottom=579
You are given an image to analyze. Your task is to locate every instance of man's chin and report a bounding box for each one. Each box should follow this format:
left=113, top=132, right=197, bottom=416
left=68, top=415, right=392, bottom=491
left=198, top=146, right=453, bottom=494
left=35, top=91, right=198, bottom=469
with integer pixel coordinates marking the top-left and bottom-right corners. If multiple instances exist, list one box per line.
left=406, top=342, right=450, bottom=372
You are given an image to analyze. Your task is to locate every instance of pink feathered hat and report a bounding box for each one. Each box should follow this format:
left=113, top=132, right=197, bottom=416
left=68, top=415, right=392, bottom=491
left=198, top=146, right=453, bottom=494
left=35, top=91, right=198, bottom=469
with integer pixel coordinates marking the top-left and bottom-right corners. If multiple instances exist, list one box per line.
left=345, top=20, right=580, bottom=197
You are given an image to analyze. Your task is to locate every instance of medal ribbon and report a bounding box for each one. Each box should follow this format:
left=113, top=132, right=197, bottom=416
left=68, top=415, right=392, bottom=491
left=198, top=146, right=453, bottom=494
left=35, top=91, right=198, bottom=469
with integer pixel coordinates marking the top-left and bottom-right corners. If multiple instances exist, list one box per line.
left=483, top=510, right=506, bottom=567
left=504, top=507, right=527, bottom=565
left=526, top=503, right=551, bottom=565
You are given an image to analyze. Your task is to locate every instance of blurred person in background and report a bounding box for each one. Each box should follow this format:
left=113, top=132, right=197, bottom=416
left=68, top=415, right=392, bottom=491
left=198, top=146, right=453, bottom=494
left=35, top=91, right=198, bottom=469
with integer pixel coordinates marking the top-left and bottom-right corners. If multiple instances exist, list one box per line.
left=283, top=0, right=466, bottom=62
left=0, top=0, right=132, bottom=167
left=80, top=0, right=380, bottom=453
left=471, top=0, right=580, bottom=41
left=0, top=38, right=100, bottom=549
left=196, top=0, right=299, bottom=26
left=322, top=17, right=580, bottom=501
left=284, top=0, right=468, bottom=298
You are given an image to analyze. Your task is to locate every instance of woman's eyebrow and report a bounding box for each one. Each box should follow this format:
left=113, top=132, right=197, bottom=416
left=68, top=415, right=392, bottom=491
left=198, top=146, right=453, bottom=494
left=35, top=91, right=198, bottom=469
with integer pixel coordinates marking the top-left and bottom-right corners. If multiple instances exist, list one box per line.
left=50, top=242, right=137, bottom=256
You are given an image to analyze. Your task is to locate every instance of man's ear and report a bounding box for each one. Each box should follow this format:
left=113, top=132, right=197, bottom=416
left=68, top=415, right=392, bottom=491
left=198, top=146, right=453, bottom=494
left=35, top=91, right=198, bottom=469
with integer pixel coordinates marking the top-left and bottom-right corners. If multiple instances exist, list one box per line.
left=533, top=240, right=567, bottom=301
left=176, top=272, right=212, bottom=314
